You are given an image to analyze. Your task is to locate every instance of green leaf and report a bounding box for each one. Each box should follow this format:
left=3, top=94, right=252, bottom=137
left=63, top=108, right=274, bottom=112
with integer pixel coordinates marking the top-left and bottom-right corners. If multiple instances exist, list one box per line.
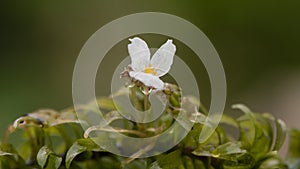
left=261, top=113, right=287, bottom=152
left=12, top=126, right=45, bottom=163
left=46, top=154, right=62, bottom=169
left=65, top=138, right=105, bottom=169
left=183, top=155, right=194, bottom=169
left=153, top=150, right=183, bottom=169
left=232, top=104, right=252, bottom=115
left=286, top=129, right=300, bottom=169
left=233, top=105, right=274, bottom=160
left=181, top=123, right=202, bottom=151
left=233, top=104, right=256, bottom=149
left=97, top=156, right=120, bottom=169
left=212, top=142, right=246, bottom=158
left=273, top=119, right=287, bottom=151
left=0, top=143, right=26, bottom=169
left=250, top=114, right=273, bottom=160
left=0, top=143, right=18, bottom=155
left=150, top=161, right=162, bottom=169
left=0, top=143, right=19, bottom=161
left=193, top=142, right=246, bottom=161
left=220, top=114, right=239, bottom=128
left=223, top=153, right=255, bottom=169
left=37, top=146, right=62, bottom=169
left=258, top=157, right=288, bottom=169
left=37, top=146, right=52, bottom=168
left=193, top=158, right=206, bottom=169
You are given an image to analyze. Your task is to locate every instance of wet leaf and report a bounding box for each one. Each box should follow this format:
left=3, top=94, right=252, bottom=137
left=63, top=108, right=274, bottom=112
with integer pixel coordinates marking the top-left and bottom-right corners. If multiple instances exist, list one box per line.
left=65, top=138, right=105, bottom=169
left=37, top=146, right=62, bottom=169
left=193, top=142, right=246, bottom=161
left=46, top=154, right=62, bottom=169
left=37, top=146, right=51, bottom=168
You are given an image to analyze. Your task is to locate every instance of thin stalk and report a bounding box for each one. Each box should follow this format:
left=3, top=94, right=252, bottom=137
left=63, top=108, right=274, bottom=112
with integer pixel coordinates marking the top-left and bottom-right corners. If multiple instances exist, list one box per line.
left=144, top=87, right=149, bottom=111
left=129, top=87, right=143, bottom=130
left=130, top=86, right=142, bottom=111
left=140, top=86, right=150, bottom=131
left=84, top=126, right=147, bottom=138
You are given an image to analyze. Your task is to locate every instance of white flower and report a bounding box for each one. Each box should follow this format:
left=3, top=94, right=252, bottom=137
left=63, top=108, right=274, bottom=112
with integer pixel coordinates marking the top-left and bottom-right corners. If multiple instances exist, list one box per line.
left=128, top=37, right=176, bottom=90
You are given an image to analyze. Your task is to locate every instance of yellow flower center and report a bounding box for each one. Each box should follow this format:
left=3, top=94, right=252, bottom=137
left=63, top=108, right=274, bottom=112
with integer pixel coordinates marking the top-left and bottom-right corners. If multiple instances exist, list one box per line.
left=143, top=64, right=157, bottom=75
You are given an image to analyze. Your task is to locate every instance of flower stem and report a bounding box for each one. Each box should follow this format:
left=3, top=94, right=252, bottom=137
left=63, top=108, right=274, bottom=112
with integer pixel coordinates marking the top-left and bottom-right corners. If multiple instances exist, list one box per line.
left=129, top=86, right=146, bottom=132
left=130, top=86, right=142, bottom=111
left=144, top=87, right=149, bottom=111
left=139, top=86, right=150, bottom=132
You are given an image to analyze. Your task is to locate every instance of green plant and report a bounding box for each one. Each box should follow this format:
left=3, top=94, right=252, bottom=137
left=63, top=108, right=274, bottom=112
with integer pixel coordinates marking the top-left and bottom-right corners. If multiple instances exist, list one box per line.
left=1, top=84, right=300, bottom=169
left=1, top=37, right=300, bottom=169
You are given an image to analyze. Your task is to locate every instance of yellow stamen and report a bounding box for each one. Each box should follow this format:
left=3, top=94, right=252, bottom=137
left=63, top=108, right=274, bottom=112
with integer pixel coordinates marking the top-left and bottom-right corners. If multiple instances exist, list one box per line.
left=143, top=64, right=157, bottom=75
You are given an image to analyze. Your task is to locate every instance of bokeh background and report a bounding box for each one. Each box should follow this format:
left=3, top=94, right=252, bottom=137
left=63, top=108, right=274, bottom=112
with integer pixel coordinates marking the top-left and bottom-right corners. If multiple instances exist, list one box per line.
left=1, top=0, right=300, bottom=154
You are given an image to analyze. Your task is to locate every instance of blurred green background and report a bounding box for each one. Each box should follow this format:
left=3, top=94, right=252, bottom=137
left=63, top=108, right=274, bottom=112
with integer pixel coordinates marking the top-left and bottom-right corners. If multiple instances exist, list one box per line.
left=1, top=0, right=300, bottom=141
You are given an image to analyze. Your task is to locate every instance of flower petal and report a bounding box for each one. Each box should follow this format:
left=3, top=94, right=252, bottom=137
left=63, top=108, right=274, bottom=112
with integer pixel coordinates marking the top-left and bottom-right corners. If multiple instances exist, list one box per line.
left=150, top=39, right=176, bottom=77
left=129, top=72, right=164, bottom=90
left=128, top=37, right=150, bottom=72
